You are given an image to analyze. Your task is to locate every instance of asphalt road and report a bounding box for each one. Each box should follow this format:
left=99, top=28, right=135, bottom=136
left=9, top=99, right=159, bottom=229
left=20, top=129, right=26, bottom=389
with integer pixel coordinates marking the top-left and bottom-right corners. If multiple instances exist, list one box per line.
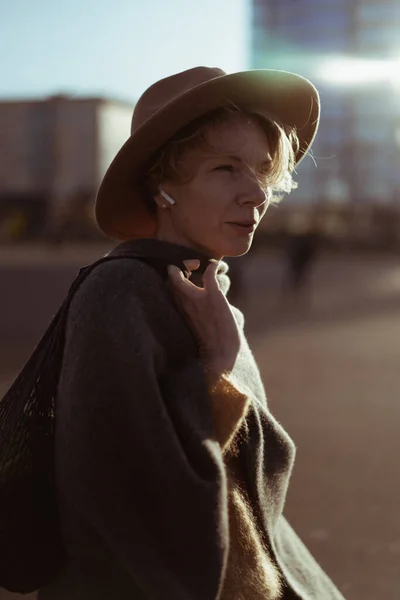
left=1, top=247, right=400, bottom=599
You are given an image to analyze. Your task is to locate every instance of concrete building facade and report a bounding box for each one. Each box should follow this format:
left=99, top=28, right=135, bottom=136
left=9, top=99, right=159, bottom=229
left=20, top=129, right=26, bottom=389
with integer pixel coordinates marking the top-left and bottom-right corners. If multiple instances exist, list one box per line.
left=0, top=96, right=134, bottom=237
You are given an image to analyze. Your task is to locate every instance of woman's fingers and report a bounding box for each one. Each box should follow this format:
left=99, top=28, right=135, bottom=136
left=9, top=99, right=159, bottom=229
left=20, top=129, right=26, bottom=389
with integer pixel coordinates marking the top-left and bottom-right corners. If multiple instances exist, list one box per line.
left=182, top=259, right=200, bottom=274
left=167, top=265, right=200, bottom=298
left=167, top=265, right=185, bottom=283
left=168, top=260, right=222, bottom=296
left=167, top=259, right=240, bottom=374
left=202, top=261, right=220, bottom=291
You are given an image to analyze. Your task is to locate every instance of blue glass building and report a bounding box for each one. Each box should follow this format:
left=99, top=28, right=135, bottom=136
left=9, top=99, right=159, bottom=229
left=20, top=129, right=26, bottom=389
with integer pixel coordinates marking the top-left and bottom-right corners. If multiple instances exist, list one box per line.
left=251, top=0, right=400, bottom=206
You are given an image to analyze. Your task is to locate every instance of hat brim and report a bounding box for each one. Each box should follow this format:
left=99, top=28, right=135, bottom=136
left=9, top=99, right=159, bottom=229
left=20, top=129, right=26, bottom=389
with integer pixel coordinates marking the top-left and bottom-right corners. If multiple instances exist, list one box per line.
left=95, top=69, right=320, bottom=240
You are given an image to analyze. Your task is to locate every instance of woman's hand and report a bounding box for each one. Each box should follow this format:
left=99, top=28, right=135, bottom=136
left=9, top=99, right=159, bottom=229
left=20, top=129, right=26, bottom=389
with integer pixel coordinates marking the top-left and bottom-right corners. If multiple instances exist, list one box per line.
left=167, top=259, right=241, bottom=376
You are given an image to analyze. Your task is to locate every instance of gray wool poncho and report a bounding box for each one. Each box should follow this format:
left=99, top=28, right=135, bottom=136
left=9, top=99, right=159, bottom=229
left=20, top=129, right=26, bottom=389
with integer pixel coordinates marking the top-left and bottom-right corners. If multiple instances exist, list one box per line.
left=38, top=238, right=345, bottom=600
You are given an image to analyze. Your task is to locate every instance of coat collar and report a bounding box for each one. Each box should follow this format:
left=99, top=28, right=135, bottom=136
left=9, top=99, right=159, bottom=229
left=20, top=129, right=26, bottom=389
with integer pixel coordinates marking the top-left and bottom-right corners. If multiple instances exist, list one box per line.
left=108, top=238, right=231, bottom=296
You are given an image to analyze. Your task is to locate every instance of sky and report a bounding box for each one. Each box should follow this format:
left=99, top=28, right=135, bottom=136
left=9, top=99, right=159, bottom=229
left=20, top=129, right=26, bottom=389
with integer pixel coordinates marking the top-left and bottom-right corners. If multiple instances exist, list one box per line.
left=1, top=0, right=250, bottom=103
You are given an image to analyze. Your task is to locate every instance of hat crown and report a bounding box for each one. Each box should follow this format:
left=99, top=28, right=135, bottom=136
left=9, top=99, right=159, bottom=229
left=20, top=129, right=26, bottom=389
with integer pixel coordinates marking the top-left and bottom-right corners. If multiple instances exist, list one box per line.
left=131, top=66, right=227, bottom=134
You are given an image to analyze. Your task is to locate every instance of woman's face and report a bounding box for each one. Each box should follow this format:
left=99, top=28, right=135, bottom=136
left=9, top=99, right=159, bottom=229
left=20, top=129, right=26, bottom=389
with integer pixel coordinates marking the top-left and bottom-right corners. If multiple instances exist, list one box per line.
left=154, top=116, right=272, bottom=259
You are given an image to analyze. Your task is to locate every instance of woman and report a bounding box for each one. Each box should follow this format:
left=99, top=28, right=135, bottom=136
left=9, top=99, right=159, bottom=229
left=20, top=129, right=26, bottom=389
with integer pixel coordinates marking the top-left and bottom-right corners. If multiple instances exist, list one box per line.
left=38, top=67, right=345, bottom=599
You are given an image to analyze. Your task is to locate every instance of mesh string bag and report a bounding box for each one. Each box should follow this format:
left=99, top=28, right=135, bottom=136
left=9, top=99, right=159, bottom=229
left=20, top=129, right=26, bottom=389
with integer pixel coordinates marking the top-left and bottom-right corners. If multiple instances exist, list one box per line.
left=0, top=252, right=173, bottom=594
left=0, top=305, right=67, bottom=593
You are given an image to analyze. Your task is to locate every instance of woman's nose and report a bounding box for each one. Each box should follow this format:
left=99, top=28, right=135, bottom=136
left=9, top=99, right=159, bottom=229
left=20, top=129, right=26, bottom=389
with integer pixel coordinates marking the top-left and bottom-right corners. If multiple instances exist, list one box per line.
left=237, top=175, right=268, bottom=208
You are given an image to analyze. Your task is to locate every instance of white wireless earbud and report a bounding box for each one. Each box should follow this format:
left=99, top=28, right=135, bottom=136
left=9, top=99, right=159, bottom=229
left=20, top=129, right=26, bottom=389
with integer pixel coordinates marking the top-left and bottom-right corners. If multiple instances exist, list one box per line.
left=159, top=189, right=176, bottom=206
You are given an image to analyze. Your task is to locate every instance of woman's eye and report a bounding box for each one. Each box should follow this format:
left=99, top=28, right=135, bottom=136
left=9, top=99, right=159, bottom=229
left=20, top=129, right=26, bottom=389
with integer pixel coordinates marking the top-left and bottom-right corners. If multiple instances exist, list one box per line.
left=215, top=164, right=235, bottom=172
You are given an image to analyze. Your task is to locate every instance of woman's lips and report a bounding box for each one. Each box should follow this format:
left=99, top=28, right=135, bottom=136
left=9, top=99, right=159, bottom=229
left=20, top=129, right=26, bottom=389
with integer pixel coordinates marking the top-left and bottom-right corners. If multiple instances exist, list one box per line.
left=226, top=222, right=256, bottom=235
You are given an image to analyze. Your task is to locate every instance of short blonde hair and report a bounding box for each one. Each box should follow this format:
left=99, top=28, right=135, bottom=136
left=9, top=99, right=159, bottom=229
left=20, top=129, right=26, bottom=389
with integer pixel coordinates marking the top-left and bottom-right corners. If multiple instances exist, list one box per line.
left=140, top=104, right=299, bottom=215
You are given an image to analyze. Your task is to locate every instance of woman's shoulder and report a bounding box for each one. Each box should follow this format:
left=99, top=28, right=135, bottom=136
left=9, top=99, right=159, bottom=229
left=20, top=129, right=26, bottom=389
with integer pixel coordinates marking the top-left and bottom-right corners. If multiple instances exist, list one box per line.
left=83, top=256, right=164, bottom=289
left=69, top=257, right=166, bottom=321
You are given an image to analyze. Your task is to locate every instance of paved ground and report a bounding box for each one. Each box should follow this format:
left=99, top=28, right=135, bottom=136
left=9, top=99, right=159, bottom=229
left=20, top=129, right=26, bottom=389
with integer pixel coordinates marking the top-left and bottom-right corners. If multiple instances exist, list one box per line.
left=251, top=311, right=400, bottom=599
left=1, top=245, right=400, bottom=599
left=242, top=249, right=400, bottom=599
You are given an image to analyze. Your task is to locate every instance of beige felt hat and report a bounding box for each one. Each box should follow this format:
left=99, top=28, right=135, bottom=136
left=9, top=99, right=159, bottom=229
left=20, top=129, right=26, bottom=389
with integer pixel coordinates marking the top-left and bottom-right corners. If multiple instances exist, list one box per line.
left=95, top=66, right=320, bottom=240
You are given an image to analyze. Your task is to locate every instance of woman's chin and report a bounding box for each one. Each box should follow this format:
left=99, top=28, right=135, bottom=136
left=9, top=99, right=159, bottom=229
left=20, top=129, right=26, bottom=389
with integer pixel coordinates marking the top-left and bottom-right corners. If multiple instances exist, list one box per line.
left=200, top=234, right=253, bottom=259
left=219, top=237, right=253, bottom=258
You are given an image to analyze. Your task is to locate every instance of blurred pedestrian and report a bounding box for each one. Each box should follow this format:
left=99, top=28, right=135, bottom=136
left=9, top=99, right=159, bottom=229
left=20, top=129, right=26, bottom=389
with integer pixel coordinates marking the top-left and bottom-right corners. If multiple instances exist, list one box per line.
left=37, top=66, right=344, bottom=599
left=283, top=225, right=320, bottom=298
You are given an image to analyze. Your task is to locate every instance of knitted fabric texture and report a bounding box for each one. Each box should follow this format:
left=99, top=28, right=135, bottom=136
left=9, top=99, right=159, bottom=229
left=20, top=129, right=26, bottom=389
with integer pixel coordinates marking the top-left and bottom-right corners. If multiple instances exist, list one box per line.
left=207, top=372, right=283, bottom=599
